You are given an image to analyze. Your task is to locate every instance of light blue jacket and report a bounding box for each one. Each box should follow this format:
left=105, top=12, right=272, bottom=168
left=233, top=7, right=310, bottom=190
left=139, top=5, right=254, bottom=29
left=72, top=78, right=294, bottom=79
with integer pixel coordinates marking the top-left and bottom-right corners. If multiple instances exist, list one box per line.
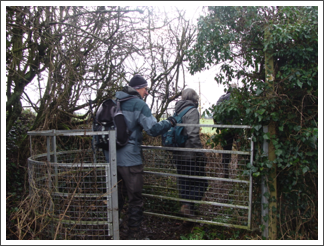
left=105, top=86, right=172, bottom=166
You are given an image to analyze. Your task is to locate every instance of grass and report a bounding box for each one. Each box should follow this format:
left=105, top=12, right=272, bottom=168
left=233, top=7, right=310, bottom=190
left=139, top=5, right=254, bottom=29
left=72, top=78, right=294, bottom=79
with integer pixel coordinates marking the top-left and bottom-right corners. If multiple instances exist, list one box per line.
left=200, top=118, right=216, bottom=135
left=160, top=117, right=216, bottom=135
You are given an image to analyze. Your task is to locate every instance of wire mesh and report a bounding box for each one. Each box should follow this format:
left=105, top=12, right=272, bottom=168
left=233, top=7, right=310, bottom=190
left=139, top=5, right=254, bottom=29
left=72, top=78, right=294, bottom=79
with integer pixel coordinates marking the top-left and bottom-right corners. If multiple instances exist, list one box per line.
left=142, top=146, right=252, bottom=229
left=27, top=125, right=255, bottom=240
left=28, top=149, right=114, bottom=240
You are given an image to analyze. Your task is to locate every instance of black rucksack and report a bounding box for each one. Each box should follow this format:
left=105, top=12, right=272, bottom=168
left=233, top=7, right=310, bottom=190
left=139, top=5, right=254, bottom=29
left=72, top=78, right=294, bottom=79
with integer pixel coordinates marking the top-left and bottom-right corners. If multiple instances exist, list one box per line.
left=161, top=106, right=194, bottom=147
left=90, top=96, right=136, bottom=151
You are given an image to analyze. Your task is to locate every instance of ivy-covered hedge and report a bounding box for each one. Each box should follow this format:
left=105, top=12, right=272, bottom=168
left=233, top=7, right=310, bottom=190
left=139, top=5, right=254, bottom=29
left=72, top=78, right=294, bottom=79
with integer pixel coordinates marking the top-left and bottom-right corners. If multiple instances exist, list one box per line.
left=188, top=6, right=318, bottom=239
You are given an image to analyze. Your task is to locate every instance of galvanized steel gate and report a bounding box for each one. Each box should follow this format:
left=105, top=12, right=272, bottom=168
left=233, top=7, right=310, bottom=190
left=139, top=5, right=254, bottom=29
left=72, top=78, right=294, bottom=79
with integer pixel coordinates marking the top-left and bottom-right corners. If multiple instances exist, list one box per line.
left=27, top=129, right=120, bottom=240
left=142, top=123, right=254, bottom=230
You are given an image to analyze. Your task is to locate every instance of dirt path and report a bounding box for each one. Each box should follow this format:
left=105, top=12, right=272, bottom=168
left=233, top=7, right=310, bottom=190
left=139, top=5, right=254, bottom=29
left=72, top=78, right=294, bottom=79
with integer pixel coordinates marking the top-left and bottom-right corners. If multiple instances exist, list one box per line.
left=119, top=212, right=196, bottom=240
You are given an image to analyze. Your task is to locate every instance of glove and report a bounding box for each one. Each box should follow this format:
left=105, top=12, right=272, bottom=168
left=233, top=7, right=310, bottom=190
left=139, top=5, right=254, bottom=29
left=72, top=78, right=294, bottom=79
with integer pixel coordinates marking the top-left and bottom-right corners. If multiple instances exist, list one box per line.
left=167, top=116, right=177, bottom=127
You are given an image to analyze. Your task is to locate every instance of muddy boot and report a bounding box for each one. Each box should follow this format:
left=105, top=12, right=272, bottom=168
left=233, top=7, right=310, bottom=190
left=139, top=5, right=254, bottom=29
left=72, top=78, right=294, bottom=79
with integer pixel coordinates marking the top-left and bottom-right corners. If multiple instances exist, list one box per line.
left=127, top=226, right=140, bottom=240
left=128, top=206, right=143, bottom=226
left=127, top=206, right=143, bottom=239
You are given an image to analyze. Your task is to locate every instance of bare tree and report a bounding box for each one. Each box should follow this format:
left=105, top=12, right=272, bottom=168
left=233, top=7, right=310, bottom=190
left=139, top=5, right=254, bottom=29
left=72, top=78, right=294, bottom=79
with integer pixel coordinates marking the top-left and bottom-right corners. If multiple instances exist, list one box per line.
left=124, top=7, right=196, bottom=120
left=6, top=6, right=145, bottom=133
left=6, top=6, right=197, bottom=134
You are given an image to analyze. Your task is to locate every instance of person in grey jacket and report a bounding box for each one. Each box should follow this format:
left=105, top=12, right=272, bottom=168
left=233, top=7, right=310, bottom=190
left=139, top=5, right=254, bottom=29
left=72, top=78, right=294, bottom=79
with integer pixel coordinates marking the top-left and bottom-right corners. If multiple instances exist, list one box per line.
left=174, top=88, right=208, bottom=217
left=104, top=75, right=176, bottom=239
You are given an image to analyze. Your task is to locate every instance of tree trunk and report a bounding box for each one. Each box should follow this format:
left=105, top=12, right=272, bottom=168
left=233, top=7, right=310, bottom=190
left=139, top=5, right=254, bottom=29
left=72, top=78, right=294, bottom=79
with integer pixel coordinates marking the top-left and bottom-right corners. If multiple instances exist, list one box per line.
left=265, top=25, right=277, bottom=240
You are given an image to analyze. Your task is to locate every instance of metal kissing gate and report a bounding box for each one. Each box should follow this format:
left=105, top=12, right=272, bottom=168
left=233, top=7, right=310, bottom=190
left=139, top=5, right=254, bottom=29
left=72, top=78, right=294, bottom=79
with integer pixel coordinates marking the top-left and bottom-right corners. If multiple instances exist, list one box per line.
left=27, top=124, right=254, bottom=240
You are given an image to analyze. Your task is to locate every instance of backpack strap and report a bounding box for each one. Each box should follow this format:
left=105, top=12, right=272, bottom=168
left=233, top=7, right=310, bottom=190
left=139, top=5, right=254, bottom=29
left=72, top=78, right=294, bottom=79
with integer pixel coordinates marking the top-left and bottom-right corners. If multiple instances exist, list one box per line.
left=115, top=95, right=138, bottom=112
left=176, top=106, right=195, bottom=119
left=117, top=95, right=138, bottom=102
left=114, top=95, right=139, bottom=147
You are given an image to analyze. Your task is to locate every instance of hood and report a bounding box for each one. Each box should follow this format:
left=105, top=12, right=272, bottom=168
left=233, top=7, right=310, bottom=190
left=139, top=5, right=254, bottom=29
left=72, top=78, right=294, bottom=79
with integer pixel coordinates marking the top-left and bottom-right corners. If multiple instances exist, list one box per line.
left=116, top=86, right=142, bottom=100
left=175, top=100, right=198, bottom=114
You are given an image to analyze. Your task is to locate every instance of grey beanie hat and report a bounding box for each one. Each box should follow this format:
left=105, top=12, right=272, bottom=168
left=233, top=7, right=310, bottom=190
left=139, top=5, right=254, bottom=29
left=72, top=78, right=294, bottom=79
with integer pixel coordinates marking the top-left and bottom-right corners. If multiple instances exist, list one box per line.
left=129, top=75, right=148, bottom=89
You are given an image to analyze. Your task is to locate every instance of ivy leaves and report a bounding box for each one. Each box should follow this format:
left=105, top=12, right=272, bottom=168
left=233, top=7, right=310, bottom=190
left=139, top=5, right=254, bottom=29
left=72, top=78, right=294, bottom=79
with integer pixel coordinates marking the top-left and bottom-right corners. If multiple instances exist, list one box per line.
left=188, top=7, right=318, bottom=236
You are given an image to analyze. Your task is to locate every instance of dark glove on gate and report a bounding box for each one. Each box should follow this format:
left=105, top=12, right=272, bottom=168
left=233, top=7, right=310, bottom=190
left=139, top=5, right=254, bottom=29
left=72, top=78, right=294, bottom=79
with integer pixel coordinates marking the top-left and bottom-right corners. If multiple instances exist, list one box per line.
left=167, top=116, right=177, bottom=127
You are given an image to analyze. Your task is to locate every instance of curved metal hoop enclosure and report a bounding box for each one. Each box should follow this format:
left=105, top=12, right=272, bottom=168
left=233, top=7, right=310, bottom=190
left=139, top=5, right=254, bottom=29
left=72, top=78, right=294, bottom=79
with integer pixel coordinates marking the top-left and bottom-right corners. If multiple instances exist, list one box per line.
left=27, top=129, right=119, bottom=240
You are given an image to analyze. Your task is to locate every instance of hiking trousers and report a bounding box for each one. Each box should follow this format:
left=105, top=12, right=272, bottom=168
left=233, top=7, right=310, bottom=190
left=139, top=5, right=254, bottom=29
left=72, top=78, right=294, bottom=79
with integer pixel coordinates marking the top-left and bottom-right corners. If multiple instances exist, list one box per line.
left=175, top=156, right=208, bottom=208
left=117, top=164, right=144, bottom=228
left=221, top=132, right=234, bottom=178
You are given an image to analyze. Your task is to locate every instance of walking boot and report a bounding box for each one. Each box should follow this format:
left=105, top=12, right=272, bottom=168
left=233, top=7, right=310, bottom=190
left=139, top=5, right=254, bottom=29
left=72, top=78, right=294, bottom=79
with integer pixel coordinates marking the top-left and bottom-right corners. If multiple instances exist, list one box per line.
left=127, top=226, right=140, bottom=240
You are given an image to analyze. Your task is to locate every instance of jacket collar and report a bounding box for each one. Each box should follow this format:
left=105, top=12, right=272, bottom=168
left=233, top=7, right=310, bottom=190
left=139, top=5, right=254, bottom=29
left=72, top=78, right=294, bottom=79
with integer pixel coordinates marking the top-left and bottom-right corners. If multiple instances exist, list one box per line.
left=175, top=100, right=197, bottom=114
left=116, top=86, right=142, bottom=100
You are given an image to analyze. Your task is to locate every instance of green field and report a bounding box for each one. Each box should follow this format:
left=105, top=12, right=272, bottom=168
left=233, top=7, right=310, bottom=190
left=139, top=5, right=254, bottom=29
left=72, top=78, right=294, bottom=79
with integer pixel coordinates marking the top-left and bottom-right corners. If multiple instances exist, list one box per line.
left=200, top=118, right=216, bottom=135
left=161, top=118, right=216, bottom=135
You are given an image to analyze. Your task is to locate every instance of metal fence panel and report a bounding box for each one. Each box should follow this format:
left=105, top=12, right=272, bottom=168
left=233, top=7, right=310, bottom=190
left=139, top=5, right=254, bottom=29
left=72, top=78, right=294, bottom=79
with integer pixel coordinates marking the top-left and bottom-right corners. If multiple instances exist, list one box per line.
left=27, top=129, right=119, bottom=240
left=141, top=124, right=254, bottom=230
left=28, top=150, right=113, bottom=239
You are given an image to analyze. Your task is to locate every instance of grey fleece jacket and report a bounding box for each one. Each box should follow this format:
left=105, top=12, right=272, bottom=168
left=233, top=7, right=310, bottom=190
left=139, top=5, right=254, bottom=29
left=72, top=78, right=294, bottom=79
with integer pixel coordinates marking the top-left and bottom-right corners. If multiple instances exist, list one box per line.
left=175, top=100, right=203, bottom=159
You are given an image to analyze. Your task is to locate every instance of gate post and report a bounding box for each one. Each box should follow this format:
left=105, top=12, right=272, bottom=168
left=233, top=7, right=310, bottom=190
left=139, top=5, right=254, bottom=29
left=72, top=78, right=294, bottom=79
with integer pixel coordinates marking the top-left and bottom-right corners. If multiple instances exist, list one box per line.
left=267, top=121, right=278, bottom=240
left=262, top=124, right=278, bottom=239
left=108, top=128, right=119, bottom=240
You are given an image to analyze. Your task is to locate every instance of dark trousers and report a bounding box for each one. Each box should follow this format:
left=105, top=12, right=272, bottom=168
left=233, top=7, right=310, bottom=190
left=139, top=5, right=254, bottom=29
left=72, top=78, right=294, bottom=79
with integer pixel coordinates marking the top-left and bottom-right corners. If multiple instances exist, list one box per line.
left=176, top=156, right=208, bottom=209
left=221, top=133, right=234, bottom=178
left=117, top=165, right=144, bottom=228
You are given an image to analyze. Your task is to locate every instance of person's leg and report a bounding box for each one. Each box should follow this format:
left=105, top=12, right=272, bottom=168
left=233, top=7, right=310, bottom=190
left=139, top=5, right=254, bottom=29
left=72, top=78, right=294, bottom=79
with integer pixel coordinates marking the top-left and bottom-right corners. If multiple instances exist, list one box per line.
left=117, top=165, right=144, bottom=228
left=194, top=154, right=208, bottom=201
left=176, top=156, right=189, bottom=199
left=117, top=165, right=144, bottom=239
left=222, top=133, right=234, bottom=178
left=177, top=159, right=196, bottom=216
left=117, top=170, right=127, bottom=218
left=186, top=157, right=208, bottom=214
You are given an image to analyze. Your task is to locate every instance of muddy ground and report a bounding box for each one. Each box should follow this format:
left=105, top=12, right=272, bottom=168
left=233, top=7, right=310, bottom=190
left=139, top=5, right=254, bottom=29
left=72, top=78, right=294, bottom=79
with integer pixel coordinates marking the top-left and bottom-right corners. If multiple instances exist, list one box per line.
left=119, top=212, right=198, bottom=240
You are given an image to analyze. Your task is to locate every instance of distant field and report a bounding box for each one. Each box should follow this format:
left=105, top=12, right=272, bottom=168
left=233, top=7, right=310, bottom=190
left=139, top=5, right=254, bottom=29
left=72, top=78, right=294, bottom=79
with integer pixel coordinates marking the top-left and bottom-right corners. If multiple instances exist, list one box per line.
left=161, top=117, right=216, bottom=135
left=200, top=118, right=216, bottom=135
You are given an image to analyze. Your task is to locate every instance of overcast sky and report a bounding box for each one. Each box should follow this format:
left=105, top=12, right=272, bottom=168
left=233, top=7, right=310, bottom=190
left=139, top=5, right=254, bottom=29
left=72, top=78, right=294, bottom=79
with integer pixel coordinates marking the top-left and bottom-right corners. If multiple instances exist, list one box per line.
left=2, top=2, right=322, bottom=117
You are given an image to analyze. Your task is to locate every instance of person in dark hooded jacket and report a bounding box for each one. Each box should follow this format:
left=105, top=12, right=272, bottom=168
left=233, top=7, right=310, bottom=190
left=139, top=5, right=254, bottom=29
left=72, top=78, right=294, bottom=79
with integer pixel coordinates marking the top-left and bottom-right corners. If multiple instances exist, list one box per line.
left=214, top=83, right=237, bottom=178
left=104, top=75, right=176, bottom=239
left=173, top=88, right=208, bottom=217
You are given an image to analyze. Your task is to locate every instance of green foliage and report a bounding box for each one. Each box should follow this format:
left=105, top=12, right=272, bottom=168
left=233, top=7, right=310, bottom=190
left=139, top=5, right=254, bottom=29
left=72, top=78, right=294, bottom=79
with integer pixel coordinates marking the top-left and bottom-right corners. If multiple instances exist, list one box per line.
left=180, top=227, right=206, bottom=240
left=180, top=225, right=256, bottom=240
left=188, top=6, right=318, bottom=239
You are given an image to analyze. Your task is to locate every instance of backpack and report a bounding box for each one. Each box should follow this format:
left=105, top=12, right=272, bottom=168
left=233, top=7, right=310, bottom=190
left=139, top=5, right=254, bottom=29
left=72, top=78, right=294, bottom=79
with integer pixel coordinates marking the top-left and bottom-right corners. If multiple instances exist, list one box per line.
left=90, top=96, right=136, bottom=151
left=162, top=106, right=194, bottom=147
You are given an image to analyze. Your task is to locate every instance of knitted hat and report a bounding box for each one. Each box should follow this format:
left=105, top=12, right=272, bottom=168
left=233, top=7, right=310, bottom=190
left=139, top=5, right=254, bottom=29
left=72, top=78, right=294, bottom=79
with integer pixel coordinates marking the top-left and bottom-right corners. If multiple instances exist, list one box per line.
left=129, top=75, right=148, bottom=89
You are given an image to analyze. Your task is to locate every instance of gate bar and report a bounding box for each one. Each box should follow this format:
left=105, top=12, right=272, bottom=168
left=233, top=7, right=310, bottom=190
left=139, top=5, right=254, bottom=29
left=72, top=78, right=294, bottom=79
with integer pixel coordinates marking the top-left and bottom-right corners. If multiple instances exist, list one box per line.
left=143, top=193, right=249, bottom=210
left=144, top=171, right=250, bottom=184
left=144, top=212, right=250, bottom=230
left=177, top=123, right=252, bottom=129
left=143, top=145, right=250, bottom=155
